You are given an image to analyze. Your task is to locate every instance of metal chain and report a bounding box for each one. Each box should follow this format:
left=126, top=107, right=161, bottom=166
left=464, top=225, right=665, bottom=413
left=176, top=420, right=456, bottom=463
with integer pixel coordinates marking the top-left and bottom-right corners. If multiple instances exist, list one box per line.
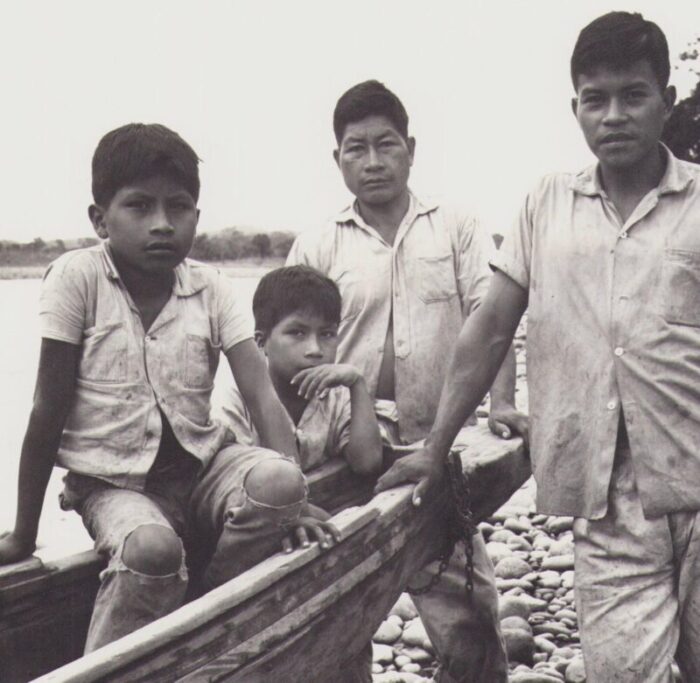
left=407, top=449, right=477, bottom=596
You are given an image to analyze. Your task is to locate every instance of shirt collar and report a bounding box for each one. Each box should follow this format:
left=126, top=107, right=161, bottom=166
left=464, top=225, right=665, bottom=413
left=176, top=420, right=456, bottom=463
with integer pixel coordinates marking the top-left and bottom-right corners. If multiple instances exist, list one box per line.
left=571, top=143, right=694, bottom=197
left=99, top=242, right=206, bottom=296
left=333, top=190, right=439, bottom=228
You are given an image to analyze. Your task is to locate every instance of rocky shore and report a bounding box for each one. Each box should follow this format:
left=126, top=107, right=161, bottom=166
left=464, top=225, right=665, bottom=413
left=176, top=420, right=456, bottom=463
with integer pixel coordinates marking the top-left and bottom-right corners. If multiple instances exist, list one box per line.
left=368, top=322, right=590, bottom=682
left=369, top=479, right=586, bottom=683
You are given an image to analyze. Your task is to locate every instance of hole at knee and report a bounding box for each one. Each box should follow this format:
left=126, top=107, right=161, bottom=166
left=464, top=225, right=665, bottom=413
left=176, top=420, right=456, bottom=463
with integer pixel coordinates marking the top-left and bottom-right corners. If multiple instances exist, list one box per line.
left=245, top=459, right=306, bottom=507
left=122, top=524, right=183, bottom=576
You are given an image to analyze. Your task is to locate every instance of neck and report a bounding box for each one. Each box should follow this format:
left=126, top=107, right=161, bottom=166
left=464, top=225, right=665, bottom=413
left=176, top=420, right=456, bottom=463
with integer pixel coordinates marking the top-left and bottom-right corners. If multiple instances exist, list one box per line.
left=270, top=372, right=308, bottom=422
left=356, top=189, right=411, bottom=245
left=109, top=249, right=174, bottom=300
left=599, top=144, right=666, bottom=199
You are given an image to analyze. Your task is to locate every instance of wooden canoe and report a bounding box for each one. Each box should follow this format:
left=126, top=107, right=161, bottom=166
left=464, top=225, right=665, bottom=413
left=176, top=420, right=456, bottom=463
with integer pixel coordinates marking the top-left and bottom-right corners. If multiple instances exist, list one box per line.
left=0, top=425, right=530, bottom=683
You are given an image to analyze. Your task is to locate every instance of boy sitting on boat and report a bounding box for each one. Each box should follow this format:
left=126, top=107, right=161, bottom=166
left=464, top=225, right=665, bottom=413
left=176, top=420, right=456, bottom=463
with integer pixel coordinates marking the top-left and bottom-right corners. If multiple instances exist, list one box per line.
left=216, top=264, right=383, bottom=501
left=0, top=123, right=335, bottom=653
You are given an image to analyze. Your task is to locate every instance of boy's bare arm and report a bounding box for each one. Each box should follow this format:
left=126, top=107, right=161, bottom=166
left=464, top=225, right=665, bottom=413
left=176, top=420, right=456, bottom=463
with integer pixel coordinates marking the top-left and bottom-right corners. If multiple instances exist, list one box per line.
left=0, top=339, right=80, bottom=564
left=291, top=364, right=382, bottom=475
left=344, top=376, right=382, bottom=475
left=225, top=339, right=299, bottom=460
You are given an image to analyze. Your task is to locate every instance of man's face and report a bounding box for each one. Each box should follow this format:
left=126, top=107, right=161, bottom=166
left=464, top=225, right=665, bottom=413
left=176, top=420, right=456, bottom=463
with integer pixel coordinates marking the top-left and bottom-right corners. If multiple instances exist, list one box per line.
left=334, top=115, right=415, bottom=208
left=572, top=60, right=675, bottom=173
left=258, top=310, right=339, bottom=385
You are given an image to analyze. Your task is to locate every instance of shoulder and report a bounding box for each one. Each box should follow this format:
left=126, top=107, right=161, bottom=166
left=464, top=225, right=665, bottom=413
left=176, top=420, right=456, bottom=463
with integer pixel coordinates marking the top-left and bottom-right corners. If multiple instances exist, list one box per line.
left=180, top=258, right=237, bottom=299
left=288, top=219, right=347, bottom=271
left=43, top=245, right=104, bottom=288
left=529, top=171, right=578, bottom=203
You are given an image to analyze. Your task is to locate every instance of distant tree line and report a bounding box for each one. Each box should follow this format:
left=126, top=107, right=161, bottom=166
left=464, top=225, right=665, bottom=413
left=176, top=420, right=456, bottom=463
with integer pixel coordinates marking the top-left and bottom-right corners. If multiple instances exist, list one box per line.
left=0, top=229, right=296, bottom=267
left=662, top=38, right=700, bottom=163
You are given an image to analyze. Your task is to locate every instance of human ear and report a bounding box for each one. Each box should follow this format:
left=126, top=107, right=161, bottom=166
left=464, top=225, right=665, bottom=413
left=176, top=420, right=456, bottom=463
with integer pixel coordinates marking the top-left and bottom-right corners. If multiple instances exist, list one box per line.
left=254, top=330, right=267, bottom=351
left=571, top=97, right=579, bottom=118
left=407, top=137, right=416, bottom=166
left=333, top=149, right=340, bottom=168
left=662, top=86, right=677, bottom=120
left=88, top=204, right=108, bottom=239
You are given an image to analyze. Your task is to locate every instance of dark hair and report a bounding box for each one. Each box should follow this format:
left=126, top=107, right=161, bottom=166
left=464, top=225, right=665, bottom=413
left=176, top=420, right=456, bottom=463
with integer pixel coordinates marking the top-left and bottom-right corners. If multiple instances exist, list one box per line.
left=333, top=80, right=409, bottom=144
left=91, top=123, right=200, bottom=207
left=571, top=12, right=670, bottom=90
left=253, top=265, right=342, bottom=334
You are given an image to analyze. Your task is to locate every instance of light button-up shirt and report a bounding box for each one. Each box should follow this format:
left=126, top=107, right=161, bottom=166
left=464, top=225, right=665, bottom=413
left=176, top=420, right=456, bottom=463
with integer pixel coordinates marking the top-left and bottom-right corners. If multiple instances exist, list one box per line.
left=287, top=193, right=493, bottom=443
left=492, top=148, right=700, bottom=518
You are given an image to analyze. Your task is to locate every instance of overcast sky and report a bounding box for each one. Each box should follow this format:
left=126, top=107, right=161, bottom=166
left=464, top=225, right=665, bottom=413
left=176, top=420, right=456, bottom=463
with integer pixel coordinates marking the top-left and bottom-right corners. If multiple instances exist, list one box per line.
left=1, top=0, right=699, bottom=243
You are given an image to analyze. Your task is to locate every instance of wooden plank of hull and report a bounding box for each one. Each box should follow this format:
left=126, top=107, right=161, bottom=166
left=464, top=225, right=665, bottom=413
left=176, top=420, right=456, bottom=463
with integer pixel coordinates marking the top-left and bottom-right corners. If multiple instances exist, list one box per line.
left=5, top=426, right=528, bottom=683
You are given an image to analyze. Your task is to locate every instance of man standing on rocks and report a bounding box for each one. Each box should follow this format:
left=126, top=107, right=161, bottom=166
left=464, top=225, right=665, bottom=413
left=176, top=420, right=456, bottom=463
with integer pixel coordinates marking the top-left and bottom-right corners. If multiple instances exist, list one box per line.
left=287, top=80, right=527, bottom=682
left=377, top=11, right=700, bottom=682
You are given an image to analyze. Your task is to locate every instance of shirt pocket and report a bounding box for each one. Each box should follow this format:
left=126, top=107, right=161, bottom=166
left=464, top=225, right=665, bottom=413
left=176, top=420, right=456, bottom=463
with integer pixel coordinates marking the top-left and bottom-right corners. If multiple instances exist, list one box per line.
left=185, top=334, right=222, bottom=388
left=659, top=249, right=700, bottom=326
left=414, top=254, right=457, bottom=303
left=80, top=322, right=128, bottom=382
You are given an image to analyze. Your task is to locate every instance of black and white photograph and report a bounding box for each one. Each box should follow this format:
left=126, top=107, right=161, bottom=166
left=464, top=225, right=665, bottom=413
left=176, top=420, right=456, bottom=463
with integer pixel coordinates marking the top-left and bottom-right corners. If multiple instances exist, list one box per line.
left=1, top=1, right=700, bottom=681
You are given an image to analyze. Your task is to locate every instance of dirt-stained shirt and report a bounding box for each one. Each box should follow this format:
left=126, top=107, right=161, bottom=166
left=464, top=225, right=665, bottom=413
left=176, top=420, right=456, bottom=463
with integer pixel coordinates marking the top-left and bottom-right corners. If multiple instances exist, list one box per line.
left=39, top=243, right=253, bottom=490
left=492, top=147, right=700, bottom=519
left=215, top=383, right=351, bottom=473
left=287, top=193, right=493, bottom=443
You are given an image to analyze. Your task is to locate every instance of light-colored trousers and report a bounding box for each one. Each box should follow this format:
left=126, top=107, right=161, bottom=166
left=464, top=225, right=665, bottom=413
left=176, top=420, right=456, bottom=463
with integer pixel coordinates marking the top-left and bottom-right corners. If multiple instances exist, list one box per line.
left=573, top=437, right=700, bottom=683
left=64, top=443, right=300, bottom=652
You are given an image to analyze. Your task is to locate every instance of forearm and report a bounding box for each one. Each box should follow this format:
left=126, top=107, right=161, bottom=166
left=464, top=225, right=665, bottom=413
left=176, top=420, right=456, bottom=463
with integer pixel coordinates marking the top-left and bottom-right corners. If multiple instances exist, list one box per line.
left=488, top=343, right=517, bottom=410
left=344, top=378, right=383, bottom=475
left=13, top=409, right=64, bottom=545
left=247, top=386, right=299, bottom=460
left=426, top=301, right=520, bottom=458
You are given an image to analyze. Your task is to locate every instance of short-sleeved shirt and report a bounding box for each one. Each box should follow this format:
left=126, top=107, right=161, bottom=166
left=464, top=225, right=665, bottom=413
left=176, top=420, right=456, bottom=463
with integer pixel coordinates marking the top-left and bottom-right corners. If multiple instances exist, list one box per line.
left=216, top=382, right=352, bottom=473
left=287, top=193, right=493, bottom=443
left=491, top=146, right=700, bottom=519
left=40, top=243, right=253, bottom=490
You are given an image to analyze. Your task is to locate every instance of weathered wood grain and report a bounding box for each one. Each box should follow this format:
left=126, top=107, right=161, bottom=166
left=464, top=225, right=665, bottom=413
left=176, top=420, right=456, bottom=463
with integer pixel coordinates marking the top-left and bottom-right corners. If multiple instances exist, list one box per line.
left=1, top=425, right=529, bottom=683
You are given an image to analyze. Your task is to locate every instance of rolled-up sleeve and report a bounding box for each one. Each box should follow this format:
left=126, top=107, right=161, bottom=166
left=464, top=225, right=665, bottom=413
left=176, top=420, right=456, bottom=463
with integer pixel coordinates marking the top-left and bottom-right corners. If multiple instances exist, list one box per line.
left=216, top=273, right=254, bottom=352
left=39, top=255, right=89, bottom=345
left=454, top=213, right=495, bottom=317
left=490, top=190, right=535, bottom=290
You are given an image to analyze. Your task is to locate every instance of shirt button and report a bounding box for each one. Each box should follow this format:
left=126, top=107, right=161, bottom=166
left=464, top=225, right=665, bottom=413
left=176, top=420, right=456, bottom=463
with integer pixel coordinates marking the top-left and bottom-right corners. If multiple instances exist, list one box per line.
left=620, top=232, right=628, bottom=239
left=145, top=336, right=151, bottom=342
left=614, top=347, right=624, bottom=356
left=607, top=400, right=616, bottom=410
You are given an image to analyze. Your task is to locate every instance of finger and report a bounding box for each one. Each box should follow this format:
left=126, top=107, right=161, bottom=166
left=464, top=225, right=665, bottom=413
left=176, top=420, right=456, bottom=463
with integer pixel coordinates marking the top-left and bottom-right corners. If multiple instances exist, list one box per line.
left=281, top=535, right=294, bottom=553
left=321, top=522, right=342, bottom=543
left=412, top=477, right=429, bottom=507
left=290, top=368, right=311, bottom=386
left=491, top=419, right=512, bottom=440
left=303, top=372, right=326, bottom=399
left=373, top=464, right=407, bottom=494
left=306, top=522, right=331, bottom=548
left=295, top=371, right=317, bottom=397
left=296, top=526, right=310, bottom=548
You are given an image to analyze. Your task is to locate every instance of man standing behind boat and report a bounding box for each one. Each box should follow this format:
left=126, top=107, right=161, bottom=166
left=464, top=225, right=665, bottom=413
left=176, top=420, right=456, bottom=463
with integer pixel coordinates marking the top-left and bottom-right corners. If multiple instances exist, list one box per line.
left=376, top=12, right=700, bottom=682
left=287, top=80, right=527, bottom=683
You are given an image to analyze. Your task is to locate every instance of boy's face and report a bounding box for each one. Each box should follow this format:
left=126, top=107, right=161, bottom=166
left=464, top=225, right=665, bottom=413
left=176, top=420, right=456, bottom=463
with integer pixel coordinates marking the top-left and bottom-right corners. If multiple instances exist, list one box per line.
left=257, top=310, right=339, bottom=385
left=334, top=114, right=415, bottom=209
left=89, top=175, right=199, bottom=277
left=572, top=59, right=675, bottom=173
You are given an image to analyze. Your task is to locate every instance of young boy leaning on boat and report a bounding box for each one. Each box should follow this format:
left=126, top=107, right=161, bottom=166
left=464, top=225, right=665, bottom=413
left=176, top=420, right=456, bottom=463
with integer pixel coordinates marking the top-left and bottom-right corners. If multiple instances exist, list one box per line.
left=216, top=264, right=383, bottom=488
left=0, top=123, right=337, bottom=653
